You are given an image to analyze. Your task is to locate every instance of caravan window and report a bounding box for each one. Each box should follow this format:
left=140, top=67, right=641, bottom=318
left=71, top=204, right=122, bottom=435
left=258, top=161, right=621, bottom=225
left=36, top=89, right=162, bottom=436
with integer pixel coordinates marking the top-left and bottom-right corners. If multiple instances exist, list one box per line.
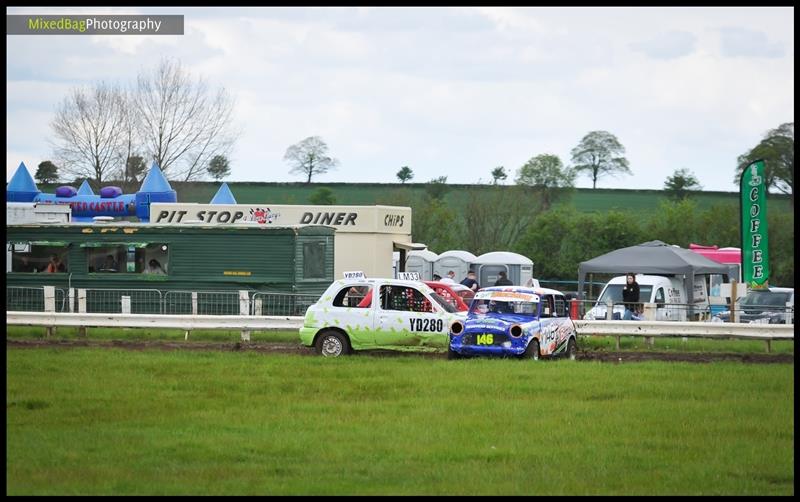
left=85, top=243, right=169, bottom=274
left=8, top=242, right=69, bottom=273
left=303, top=241, right=327, bottom=279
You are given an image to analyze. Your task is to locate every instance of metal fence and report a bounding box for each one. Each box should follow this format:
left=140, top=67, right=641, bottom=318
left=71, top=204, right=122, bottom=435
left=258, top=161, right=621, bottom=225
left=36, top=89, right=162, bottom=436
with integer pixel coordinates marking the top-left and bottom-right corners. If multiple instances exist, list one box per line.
left=7, top=286, right=69, bottom=313
left=82, top=288, right=163, bottom=315
left=572, top=299, right=794, bottom=324
left=251, top=292, right=320, bottom=316
left=6, top=286, right=321, bottom=318
left=163, top=290, right=247, bottom=316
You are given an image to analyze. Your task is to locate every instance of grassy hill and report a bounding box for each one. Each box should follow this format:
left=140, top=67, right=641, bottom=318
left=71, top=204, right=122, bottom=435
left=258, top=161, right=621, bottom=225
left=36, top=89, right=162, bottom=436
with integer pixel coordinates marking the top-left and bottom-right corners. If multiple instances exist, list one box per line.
left=166, top=181, right=792, bottom=214
left=38, top=181, right=792, bottom=214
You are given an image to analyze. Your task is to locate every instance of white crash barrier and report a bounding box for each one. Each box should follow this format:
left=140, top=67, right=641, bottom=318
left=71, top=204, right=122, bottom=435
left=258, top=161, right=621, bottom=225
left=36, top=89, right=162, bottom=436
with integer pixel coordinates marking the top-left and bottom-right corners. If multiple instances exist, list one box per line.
left=575, top=320, right=794, bottom=340
left=7, top=311, right=304, bottom=334
left=7, top=313, right=793, bottom=348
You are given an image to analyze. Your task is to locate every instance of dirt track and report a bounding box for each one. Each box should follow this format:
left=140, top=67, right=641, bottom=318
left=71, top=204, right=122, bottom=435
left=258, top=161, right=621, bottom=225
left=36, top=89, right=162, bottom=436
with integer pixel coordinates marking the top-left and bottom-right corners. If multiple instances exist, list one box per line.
left=6, top=339, right=794, bottom=364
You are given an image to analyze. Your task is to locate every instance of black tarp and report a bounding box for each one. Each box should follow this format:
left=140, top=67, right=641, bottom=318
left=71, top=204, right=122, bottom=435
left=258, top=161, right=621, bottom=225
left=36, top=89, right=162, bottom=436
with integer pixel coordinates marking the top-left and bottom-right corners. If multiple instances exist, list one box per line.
left=578, top=240, right=732, bottom=307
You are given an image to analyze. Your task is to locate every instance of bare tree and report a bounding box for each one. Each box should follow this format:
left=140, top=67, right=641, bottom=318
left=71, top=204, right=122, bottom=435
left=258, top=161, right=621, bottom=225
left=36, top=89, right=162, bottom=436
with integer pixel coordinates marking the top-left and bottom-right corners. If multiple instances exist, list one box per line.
left=135, top=58, right=239, bottom=181
left=284, top=136, right=339, bottom=183
left=50, top=82, right=128, bottom=185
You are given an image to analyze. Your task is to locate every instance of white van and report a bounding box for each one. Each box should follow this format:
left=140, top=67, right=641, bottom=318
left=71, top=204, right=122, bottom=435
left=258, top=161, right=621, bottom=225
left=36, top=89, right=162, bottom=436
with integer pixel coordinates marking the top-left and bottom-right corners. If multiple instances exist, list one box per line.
left=584, top=274, right=709, bottom=321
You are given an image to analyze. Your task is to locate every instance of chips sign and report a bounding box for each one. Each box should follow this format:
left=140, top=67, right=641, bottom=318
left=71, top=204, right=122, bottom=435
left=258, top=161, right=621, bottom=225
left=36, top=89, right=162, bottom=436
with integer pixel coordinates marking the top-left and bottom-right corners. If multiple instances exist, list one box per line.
left=740, top=160, right=769, bottom=288
left=397, top=272, right=421, bottom=281
left=343, top=271, right=366, bottom=280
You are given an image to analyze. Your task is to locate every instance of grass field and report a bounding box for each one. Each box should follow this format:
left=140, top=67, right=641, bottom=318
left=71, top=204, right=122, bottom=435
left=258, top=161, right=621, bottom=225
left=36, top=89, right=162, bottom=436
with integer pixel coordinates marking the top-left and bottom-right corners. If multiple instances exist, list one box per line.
left=6, top=347, right=794, bottom=495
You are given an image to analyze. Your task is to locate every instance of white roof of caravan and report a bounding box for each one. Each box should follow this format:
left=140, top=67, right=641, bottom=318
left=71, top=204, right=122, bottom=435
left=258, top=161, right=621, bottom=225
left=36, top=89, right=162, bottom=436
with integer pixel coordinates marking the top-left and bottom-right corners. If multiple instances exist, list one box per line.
left=437, top=250, right=477, bottom=261
left=473, top=251, right=533, bottom=265
left=407, top=249, right=439, bottom=261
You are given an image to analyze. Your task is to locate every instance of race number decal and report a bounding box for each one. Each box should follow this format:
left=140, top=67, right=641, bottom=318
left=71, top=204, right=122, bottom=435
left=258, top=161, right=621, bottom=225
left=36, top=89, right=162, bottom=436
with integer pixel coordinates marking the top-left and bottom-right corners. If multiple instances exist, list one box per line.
left=476, top=334, right=494, bottom=345
left=409, top=318, right=444, bottom=332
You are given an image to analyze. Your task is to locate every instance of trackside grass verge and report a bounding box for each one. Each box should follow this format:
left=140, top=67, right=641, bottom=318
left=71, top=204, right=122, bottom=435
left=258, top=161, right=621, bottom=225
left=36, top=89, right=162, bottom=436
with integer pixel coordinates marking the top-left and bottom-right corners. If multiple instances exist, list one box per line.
left=6, top=348, right=794, bottom=495
left=7, top=326, right=794, bottom=354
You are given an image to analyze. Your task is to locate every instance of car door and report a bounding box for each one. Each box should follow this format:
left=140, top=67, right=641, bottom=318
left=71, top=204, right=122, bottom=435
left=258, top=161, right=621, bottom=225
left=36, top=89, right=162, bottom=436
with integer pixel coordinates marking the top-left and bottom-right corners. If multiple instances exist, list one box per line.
left=538, top=294, right=575, bottom=356
left=327, top=282, right=377, bottom=350
left=374, top=284, right=449, bottom=349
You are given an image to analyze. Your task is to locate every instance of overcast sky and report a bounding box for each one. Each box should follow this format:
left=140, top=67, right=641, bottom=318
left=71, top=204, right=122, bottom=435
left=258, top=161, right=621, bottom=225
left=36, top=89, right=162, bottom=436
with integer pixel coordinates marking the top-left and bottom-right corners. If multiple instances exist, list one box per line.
left=6, top=6, right=794, bottom=192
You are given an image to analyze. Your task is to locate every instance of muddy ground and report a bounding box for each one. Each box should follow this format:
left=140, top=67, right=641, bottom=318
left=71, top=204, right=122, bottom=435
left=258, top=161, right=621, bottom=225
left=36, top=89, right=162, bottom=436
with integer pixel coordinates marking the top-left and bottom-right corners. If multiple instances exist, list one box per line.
left=6, top=339, right=794, bottom=364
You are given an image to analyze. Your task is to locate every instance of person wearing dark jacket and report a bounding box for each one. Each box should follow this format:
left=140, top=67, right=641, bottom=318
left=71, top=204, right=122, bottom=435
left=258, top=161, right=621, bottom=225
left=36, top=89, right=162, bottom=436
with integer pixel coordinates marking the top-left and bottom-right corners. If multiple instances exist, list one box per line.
left=621, top=272, right=640, bottom=320
left=494, top=271, right=513, bottom=286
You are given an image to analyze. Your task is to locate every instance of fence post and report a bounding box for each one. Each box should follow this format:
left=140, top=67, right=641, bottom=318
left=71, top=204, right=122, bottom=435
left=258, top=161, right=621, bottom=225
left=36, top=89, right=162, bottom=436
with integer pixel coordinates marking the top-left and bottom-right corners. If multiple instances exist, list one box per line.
left=121, top=296, right=131, bottom=314
left=643, top=303, right=656, bottom=347
left=192, top=292, right=198, bottom=316
left=240, top=291, right=251, bottom=343
left=42, top=286, right=56, bottom=338
left=68, top=288, right=75, bottom=313
left=254, top=297, right=263, bottom=317
left=78, top=289, right=87, bottom=313
left=730, top=281, right=739, bottom=324
left=765, top=339, right=772, bottom=353
left=605, top=299, right=613, bottom=321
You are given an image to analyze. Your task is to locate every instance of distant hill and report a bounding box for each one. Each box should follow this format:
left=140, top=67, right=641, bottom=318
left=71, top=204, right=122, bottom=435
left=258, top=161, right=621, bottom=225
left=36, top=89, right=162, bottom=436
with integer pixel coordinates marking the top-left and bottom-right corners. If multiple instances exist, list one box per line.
left=38, top=181, right=792, bottom=214
left=167, top=182, right=792, bottom=214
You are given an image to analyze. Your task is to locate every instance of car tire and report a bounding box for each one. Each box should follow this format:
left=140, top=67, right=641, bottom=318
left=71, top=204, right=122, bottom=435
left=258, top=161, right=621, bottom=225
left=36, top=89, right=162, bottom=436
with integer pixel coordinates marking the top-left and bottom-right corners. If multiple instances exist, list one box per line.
left=523, top=338, right=540, bottom=361
left=566, top=337, right=578, bottom=361
left=315, top=330, right=350, bottom=357
left=447, top=347, right=462, bottom=360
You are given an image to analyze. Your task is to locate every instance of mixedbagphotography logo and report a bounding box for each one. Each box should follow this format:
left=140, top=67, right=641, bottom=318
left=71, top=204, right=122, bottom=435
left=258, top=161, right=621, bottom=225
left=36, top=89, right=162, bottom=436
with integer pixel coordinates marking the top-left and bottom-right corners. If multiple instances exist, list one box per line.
left=7, top=14, right=184, bottom=35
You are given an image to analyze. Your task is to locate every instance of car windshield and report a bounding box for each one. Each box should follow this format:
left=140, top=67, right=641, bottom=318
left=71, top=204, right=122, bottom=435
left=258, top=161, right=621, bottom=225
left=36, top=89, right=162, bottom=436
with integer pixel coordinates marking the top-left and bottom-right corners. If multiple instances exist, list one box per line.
left=597, top=284, right=653, bottom=304
left=741, top=291, right=792, bottom=308
left=431, top=292, right=458, bottom=313
left=469, top=299, right=538, bottom=317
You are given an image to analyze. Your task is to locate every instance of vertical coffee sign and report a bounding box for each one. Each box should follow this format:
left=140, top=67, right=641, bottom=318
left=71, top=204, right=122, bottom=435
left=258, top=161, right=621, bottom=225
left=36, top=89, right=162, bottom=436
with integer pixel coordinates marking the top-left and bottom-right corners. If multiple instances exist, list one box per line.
left=740, top=160, right=769, bottom=288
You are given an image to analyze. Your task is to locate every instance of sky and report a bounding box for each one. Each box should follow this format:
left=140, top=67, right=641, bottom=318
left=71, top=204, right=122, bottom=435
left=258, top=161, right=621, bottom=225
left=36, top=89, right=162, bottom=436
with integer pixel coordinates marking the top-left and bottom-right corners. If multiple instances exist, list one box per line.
left=6, top=6, right=795, bottom=192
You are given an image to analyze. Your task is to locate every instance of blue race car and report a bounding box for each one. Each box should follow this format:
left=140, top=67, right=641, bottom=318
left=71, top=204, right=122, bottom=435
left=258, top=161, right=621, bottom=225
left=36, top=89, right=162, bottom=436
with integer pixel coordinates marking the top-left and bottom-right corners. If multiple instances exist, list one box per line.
left=448, top=286, right=578, bottom=360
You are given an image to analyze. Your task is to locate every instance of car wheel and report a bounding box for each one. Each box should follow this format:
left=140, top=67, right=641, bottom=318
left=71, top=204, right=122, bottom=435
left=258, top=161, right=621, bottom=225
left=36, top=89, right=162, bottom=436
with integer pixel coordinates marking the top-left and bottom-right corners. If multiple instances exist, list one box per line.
left=315, top=330, right=350, bottom=357
left=447, top=347, right=462, bottom=360
left=524, top=338, right=540, bottom=361
left=566, top=337, right=578, bottom=361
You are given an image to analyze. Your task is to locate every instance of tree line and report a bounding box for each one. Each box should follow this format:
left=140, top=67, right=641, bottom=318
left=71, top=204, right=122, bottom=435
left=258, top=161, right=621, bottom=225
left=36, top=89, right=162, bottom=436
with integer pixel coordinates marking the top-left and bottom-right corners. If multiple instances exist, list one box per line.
left=385, top=184, right=794, bottom=287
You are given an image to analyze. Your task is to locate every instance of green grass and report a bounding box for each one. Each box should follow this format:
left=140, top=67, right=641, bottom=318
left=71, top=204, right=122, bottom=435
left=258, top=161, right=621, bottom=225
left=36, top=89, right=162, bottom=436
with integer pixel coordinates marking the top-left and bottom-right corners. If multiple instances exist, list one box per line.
left=580, top=335, right=794, bottom=354
left=7, top=326, right=793, bottom=355
left=6, top=348, right=794, bottom=495
left=6, top=326, right=299, bottom=344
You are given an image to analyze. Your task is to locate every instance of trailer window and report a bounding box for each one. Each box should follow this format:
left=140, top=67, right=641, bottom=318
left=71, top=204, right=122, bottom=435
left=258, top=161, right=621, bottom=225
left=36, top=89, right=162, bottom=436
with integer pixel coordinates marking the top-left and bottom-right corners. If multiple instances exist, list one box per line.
left=86, top=243, right=169, bottom=274
left=8, top=242, right=69, bottom=273
left=303, top=241, right=327, bottom=279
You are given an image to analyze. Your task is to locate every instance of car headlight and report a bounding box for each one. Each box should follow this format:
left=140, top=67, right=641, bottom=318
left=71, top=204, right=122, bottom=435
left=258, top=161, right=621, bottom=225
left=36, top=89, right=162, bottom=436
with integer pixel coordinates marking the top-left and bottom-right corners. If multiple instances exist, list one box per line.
left=509, top=324, right=523, bottom=337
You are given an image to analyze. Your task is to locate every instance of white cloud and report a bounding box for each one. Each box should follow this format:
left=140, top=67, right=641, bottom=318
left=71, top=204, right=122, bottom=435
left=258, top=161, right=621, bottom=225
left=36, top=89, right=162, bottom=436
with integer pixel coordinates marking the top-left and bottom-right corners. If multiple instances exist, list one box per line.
left=6, top=7, right=794, bottom=191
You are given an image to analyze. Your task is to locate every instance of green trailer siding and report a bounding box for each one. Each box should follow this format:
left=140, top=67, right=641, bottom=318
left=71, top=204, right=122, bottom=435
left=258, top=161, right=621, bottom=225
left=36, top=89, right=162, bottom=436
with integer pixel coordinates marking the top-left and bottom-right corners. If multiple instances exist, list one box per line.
left=6, top=223, right=335, bottom=297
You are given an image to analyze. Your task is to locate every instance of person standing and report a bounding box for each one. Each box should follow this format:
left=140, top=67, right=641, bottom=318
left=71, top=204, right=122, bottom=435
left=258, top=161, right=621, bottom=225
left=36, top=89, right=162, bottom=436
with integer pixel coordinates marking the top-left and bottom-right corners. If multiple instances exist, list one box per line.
left=494, top=271, right=513, bottom=286
left=622, top=272, right=640, bottom=320
left=46, top=254, right=65, bottom=273
left=460, top=271, right=480, bottom=292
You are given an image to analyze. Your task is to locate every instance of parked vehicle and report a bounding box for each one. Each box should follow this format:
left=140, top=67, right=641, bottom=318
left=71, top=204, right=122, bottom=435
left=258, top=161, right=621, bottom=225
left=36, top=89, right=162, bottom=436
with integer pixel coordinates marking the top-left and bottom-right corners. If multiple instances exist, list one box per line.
left=299, top=278, right=466, bottom=356
left=712, top=287, right=794, bottom=324
left=584, top=274, right=710, bottom=321
left=448, top=286, right=577, bottom=360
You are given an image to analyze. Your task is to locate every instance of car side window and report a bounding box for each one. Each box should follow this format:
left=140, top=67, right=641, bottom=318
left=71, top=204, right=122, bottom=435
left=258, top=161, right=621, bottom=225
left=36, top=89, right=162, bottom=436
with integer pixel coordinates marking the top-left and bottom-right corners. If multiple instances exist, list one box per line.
left=540, top=295, right=555, bottom=318
left=554, top=295, right=566, bottom=317
left=380, top=286, right=433, bottom=313
left=333, top=285, right=372, bottom=308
